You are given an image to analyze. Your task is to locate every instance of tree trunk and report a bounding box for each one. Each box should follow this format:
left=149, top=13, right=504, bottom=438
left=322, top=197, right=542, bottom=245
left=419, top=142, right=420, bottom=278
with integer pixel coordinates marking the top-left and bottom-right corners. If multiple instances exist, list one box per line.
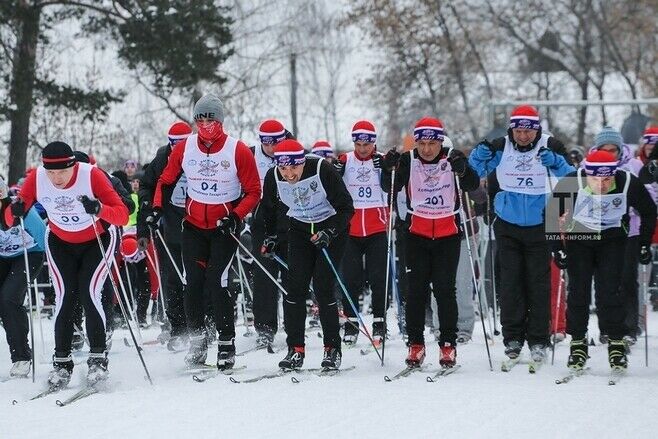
left=8, top=2, right=41, bottom=184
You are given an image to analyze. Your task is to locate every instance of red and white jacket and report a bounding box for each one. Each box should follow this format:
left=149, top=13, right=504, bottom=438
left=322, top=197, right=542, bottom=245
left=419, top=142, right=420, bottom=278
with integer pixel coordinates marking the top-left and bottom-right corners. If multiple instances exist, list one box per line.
left=153, top=131, right=261, bottom=229
left=337, top=152, right=388, bottom=237
left=7, top=163, right=129, bottom=243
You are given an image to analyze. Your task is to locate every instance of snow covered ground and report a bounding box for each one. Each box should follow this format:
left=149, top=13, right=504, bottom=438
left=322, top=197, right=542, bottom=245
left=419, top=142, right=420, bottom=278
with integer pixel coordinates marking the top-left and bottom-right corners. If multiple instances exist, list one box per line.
left=1, top=310, right=657, bottom=439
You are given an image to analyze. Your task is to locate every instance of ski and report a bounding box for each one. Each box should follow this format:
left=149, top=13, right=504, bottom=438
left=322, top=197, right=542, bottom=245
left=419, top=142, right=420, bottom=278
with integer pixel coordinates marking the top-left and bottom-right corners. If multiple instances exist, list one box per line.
left=426, top=365, right=461, bottom=382
left=608, top=368, right=626, bottom=385
left=192, top=365, right=247, bottom=382
left=555, top=367, right=590, bottom=385
left=359, top=342, right=383, bottom=356
left=179, top=364, right=218, bottom=376
left=0, top=376, right=12, bottom=383
left=16, top=384, right=66, bottom=404
left=501, top=357, right=522, bottom=372
left=55, top=385, right=99, bottom=407
left=290, top=366, right=356, bottom=383
left=528, top=360, right=544, bottom=374
left=384, top=364, right=431, bottom=382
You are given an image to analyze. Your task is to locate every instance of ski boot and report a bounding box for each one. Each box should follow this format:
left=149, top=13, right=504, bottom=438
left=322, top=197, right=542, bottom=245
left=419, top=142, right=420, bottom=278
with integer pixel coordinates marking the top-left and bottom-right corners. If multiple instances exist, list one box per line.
left=279, top=346, right=305, bottom=370
left=255, top=327, right=274, bottom=349
left=10, top=360, right=31, bottom=378
left=608, top=339, right=628, bottom=371
left=372, top=318, right=386, bottom=347
left=217, top=338, right=236, bottom=371
left=456, top=333, right=471, bottom=344
left=87, top=352, right=109, bottom=384
left=47, top=355, right=74, bottom=388
left=167, top=335, right=188, bottom=352
left=439, top=343, right=457, bottom=368
left=321, top=346, right=342, bottom=370
left=504, top=340, right=523, bottom=359
left=71, top=332, right=85, bottom=352
left=529, top=344, right=547, bottom=364
left=405, top=344, right=426, bottom=368
left=567, top=338, right=588, bottom=371
left=342, top=318, right=359, bottom=346
left=184, top=333, right=208, bottom=367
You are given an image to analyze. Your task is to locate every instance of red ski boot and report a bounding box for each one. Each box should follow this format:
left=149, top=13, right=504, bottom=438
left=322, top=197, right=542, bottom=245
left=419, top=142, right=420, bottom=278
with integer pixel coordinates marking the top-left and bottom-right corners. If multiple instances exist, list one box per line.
left=439, top=343, right=457, bottom=368
left=405, top=344, right=426, bottom=368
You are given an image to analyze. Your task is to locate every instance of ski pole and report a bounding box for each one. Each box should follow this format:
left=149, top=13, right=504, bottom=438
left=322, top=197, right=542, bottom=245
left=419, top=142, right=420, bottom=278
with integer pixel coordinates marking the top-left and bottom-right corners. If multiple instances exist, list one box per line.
left=551, top=269, right=565, bottom=365
left=644, top=263, right=649, bottom=367
left=381, top=168, right=396, bottom=366
left=154, top=229, right=186, bottom=286
left=455, top=177, right=493, bottom=371
left=148, top=230, right=169, bottom=324
left=18, top=217, right=36, bottom=383
left=91, top=218, right=153, bottom=385
left=234, top=256, right=255, bottom=336
left=390, top=229, right=405, bottom=335
left=488, top=209, right=500, bottom=336
left=229, top=233, right=290, bottom=296
left=33, top=278, right=46, bottom=363
left=321, top=247, right=383, bottom=362
left=118, top=260, right=142, bottom=341
left=272, top=252, right=369, bottom=339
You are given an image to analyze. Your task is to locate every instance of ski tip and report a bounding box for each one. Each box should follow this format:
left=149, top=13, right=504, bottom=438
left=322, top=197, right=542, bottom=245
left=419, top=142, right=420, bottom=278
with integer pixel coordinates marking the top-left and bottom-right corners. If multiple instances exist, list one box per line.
left=11, top=399, right=18, bottom=405
left=192, top=375, right=202, bottom=382
left=267, top=345, right=275, bottom=354
left=55, top=399, right=64, bottom=407
left=383, top=375, right=392, bottom=382
left=290, top=376, right=300, bottom=384
left=229, top=377, right=240, bottom=384
left=426, top=376, right=434, bottom=383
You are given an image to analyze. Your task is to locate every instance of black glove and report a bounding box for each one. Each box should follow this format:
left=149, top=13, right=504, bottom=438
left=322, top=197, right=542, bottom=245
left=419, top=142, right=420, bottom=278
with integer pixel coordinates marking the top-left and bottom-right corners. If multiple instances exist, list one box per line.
left=382, top=149, right=401, bottom=171
left=217, top=212, right=241, bottom=235
left=137, top=237, right=150, bottom=252
left=260, top=235, right=278, bottom=258
left=10, top=199, right=26, bottom=219
left=553, top=250, right=568, bottom=270
left=79, top=195, right=101, bottom=215
left=145, top=208, right=161, bottom=230
left=310, top=228, right=336, bottom=248
left=372, top=154, right=383, bottom=169
left=639, top=245, right=652, bottom=265
left=448, top=150, right=467, bottom=175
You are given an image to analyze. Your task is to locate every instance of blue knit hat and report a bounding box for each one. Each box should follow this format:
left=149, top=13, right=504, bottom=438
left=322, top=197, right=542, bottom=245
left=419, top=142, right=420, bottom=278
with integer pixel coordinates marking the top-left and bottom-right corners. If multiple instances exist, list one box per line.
left=594, top=126, right=623, bottom=149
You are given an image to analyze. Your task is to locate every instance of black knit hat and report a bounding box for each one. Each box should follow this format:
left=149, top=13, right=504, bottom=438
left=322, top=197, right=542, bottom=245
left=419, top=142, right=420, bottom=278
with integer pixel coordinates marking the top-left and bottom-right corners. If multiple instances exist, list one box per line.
left=73, top=150, right=90, bottom=164
left=42, top=141, right=76, bottom=170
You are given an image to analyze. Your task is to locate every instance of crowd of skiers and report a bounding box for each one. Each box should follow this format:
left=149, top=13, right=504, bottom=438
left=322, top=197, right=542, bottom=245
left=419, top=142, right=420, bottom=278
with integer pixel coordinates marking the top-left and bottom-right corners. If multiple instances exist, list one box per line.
left=2, top=93, right=658, bottom=388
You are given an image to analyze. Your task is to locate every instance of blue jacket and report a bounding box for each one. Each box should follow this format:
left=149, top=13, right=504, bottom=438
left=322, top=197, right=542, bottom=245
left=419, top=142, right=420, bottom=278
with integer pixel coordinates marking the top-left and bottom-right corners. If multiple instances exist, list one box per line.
left=0, top=207, right=46, bottom=259
left=469, top=134, right=574, bottom=227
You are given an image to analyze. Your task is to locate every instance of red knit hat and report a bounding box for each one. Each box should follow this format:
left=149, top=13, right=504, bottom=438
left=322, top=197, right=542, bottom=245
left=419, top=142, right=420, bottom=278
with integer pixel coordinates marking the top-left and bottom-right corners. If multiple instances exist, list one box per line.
left=509, top=105, right=540, bottom=130
left=643, top=126, right=658, bottom=145
left=120, top=236, right=140, bottom=259
left=352, top=120, right=376, bottom=143
left=312, top=140, right=334, bottom=158
left=259, top=119, right=286, bottom=145
left=414, top=117, right=444, bottom=141
left=584, top=150, right=618, bottom=177
left=274, top=139, right=306, bottom=166
left=168, top=121, right=192, bottom=145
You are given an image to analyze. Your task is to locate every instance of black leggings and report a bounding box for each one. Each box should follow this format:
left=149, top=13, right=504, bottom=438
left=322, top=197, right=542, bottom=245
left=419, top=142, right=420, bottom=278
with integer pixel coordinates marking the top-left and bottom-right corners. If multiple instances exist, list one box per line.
left=0, top=252, right=43, bottom=362
left=283, top=230, right=345, bottom=348
left=181, top=221, right=237, bottom=341
left=46, top=227, right=116, bottom=356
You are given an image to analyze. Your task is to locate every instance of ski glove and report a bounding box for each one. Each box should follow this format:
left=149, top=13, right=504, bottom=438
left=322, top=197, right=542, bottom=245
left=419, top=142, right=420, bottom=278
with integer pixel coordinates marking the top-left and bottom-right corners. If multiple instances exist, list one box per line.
left=79, top=195, right=101, bottom=215
left=217, top=212, right=241, bottom=235
left=260, top=235, right=278, bottom=258
left=372, top=154, right=383, bottom=169
left=10, top=198, right=26, bottom=220
left=382, top=149, right=401, bottom=171
left=553, top=250, right=568, bottom=270
left=473, top=140, right=494, bottom=160
left=145, top=208, right=162, bottom=230
left=639, top=245, right=652, bottom=265
left=137, top=237, right=150, bottom=252
left=310, top=228, right=337, bottom=248
left=538, top=148, right=558, bottom=168
left=448, top=150, right=467, bottom=176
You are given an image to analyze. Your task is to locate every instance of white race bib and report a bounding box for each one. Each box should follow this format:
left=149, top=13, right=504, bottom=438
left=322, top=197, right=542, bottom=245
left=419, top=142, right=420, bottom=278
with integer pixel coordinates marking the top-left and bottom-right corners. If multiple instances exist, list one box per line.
left=572, top=169, right=629, bottom=231
left=408, top=151, right=457, bottom=219
left=496, top=134, right=552, bottom=195
left=343, top=152, right=386, bottom=209
left=276, top=160, right=336, bottom=223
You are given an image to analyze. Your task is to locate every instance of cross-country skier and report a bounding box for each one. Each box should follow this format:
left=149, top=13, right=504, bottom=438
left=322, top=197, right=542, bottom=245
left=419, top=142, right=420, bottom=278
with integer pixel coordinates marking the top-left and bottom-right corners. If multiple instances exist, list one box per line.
left=138, top=121, right=193, bottom=350
left=333, top=120, right=388, bottom=346
left=0, top=177, right=45, bottom=377
left=550, top=149, right=656, bottom=372
left=260, top=139, right=354, bottom=370
left=6, top=141, right=129, bottom=385
left=468, top=105, right=574, bottom=364
left=311, top=140, right=335, bottom=162
left=152, top=94, right=261, bottom=370
left=380, top=117, right=479, bottom=368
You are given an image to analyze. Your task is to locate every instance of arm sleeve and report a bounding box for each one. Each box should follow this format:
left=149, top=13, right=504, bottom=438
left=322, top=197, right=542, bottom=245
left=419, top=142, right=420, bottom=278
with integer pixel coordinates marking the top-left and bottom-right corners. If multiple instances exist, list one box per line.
left=320, top=160, right=354, bottom=232
left=261, top=169, right=278, bottom=237
left=233, top=142, right=262, bottom=219
left=91, top=167, right=130, bottom=226
left=628, top=174, right=657, bottom=247
left=547, top=137, right=575, bottom=176
left=5, top=171, right=37, bottom=227
left=153, top=142, right=185, bottom=208
left=24, top=207, right=46, bottom=251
